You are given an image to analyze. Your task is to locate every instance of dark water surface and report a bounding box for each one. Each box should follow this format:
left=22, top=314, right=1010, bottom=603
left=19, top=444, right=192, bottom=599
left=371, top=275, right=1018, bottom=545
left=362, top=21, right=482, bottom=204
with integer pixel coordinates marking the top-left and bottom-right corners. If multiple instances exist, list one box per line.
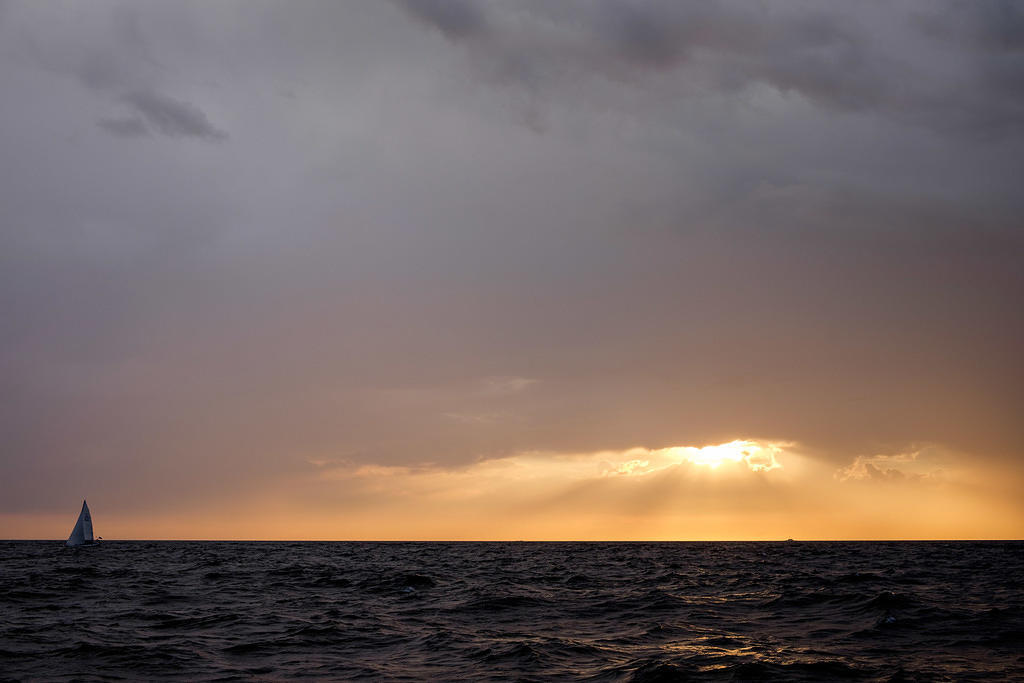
left=1, top=541, right=1022, bottom=681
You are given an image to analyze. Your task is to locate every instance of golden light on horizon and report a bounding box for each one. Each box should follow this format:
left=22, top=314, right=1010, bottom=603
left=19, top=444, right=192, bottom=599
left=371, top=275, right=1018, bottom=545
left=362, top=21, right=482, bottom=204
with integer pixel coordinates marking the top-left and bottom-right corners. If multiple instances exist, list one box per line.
left=666, top=440, right=785, bottom=472
left=3, top=440, right=1021, bottom=541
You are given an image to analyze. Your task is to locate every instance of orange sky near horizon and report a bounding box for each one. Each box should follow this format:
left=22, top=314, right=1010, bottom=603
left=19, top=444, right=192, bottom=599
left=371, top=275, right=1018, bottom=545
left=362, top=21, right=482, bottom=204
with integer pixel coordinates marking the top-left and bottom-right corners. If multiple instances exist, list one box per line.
left=6, top=440, right=1021, bottom=541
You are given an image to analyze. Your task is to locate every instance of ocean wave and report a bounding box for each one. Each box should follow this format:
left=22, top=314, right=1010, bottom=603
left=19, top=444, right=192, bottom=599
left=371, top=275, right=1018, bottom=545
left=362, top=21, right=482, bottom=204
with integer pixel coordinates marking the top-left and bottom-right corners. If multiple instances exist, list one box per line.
left=0, top=540, right=1021, bottom=680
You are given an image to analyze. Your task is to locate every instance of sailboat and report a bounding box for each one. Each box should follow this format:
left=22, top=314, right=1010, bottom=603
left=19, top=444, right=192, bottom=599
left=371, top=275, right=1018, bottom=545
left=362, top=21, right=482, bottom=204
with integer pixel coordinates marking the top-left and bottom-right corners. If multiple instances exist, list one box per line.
left=66, top=500, right=100, bottom=547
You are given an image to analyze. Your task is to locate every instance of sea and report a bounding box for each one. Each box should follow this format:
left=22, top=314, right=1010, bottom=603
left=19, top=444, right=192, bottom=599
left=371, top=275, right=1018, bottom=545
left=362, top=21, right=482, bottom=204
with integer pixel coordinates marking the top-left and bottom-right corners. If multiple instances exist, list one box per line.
left=1, top=541, right=1022, bottom=681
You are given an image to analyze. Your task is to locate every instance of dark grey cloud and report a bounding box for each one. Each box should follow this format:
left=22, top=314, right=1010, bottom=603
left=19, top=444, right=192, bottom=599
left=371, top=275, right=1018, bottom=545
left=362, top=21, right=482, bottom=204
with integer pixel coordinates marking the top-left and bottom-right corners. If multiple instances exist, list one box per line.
left=590, top=3, right=690, bottom=68
left=392, top=0, right=487, bottom=42
left=915, top=0, right=1024, bottom=53
left=14, top=3, right=225, bottom=141
left=395, top=0, right=1023, bottom=138
left=118, top=90, right=227, bottom=140
left=97, top=115, right=148, bottom=137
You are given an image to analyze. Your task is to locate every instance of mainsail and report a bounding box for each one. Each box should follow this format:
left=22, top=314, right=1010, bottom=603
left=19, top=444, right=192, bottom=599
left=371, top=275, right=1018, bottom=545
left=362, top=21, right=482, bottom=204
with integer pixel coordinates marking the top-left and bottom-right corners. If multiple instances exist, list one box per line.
left=66, top=500, right=95, bottom=547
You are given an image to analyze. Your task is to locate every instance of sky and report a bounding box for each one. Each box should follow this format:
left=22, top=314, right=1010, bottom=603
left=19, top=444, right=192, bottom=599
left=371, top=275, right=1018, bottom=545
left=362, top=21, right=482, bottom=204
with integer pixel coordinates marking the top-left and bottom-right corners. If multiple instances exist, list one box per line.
left=1, top=0, right=1022, bottom=540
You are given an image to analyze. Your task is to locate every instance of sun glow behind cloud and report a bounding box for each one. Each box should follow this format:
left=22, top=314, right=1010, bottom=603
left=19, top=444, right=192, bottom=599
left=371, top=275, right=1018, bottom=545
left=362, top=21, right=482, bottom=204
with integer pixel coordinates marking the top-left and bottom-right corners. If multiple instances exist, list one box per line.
left=326, top=438, right=789, bottom=487
left=255, top=439, right=1015, bottom=541
left=598, top=440, right=785, bottom=477
left=669, top=440, right=784, bottom=472
left=4, top=438, right=1021, bottom=541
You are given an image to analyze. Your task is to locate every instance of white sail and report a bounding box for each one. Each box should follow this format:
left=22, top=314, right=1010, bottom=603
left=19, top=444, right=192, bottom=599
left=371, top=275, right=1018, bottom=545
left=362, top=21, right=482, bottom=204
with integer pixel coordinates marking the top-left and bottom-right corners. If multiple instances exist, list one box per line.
left=66, top=500, right=94, bottom=546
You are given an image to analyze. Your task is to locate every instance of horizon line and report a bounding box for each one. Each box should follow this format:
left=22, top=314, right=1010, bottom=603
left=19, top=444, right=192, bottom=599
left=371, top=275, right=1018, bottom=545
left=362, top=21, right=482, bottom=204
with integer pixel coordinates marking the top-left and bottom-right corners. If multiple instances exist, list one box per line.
left=6, top=538, right=1023, bottom=543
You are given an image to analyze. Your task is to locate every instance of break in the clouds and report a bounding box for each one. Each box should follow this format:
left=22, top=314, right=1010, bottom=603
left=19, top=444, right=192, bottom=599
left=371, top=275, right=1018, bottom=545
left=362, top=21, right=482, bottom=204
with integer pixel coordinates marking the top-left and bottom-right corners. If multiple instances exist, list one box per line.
left=0, top=1, right=1021, bottom=538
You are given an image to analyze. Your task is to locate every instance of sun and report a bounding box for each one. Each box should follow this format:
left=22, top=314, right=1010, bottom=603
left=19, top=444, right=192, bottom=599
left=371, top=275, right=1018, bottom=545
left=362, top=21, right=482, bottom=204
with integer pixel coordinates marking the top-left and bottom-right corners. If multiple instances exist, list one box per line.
left=669, top=440, right=783, bottom=472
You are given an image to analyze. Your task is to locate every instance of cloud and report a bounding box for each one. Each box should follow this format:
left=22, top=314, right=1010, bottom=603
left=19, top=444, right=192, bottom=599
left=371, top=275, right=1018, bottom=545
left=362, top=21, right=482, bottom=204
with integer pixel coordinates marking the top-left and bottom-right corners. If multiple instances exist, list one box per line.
left=915, top=0, right=1024, bottom=53
left=601, top=441, right=786, bottom=475
left=97, top=115, right=149, bottom=137
left=271, top=439, right=1014, bottom=540
left=480, top=376, right=538, bottom=395
left=394, top=2, right=867, bottom=89
left=116, top=90, right=227, bottom=140
left=836, top=448, right=946, bottom=482
left=13, top=5, right=226, bottom=142
left=394, top=0, right=1024, bottom=139
left=323, top=439, right=789, bottom=486
left=392, top=0, right=487, bottom=42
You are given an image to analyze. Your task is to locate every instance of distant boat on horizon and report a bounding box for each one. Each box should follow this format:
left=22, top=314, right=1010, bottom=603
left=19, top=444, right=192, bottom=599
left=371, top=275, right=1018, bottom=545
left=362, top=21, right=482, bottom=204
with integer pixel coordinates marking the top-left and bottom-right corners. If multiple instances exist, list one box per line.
left=66, top=500, right=100, bottom=547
